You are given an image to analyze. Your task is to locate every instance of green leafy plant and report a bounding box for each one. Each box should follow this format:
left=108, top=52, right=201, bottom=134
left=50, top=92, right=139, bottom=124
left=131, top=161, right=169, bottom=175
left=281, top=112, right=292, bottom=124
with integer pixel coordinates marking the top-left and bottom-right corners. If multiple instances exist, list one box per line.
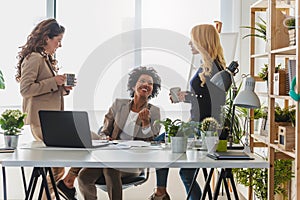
left=284, top=17, right=295, bottom=30
left=241, top=16, right=267, bottom=41
left=0, top=109, right=27, bottom=135
left=274, top=104, right=296, bottom=125
left=220, top=84, right=244, bottom=143
left=0, top=70, right=5, bottom=89
left=155, top=118, right=201, bottom=141
left=258, top=63, right=282, bottom=81
left=233, top=159, right=294, bottom=200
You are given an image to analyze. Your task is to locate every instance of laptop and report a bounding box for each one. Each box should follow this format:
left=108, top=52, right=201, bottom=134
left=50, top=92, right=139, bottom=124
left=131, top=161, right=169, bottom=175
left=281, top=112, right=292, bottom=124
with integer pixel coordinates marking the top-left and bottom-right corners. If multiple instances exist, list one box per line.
left=207, top=151, right=254, bottom=160
left=39, top=110, right=109, bottom=148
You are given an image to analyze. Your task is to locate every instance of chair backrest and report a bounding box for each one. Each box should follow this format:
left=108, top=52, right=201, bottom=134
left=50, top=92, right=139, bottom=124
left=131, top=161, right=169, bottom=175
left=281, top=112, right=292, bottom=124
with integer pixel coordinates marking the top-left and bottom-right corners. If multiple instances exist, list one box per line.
left=95, top=168, right=150, bottom=191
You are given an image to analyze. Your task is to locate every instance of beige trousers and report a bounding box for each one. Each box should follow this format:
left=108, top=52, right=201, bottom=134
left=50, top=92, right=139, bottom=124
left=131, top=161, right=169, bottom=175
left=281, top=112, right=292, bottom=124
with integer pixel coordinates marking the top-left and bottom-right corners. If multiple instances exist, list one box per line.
left=78, top=168, right=141, bottom=200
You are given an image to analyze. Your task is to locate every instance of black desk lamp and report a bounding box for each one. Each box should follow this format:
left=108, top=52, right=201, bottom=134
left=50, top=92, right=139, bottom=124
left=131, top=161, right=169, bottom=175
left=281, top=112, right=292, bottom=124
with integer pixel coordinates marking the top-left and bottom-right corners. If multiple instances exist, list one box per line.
left=210, top=61, right=239, bottom=147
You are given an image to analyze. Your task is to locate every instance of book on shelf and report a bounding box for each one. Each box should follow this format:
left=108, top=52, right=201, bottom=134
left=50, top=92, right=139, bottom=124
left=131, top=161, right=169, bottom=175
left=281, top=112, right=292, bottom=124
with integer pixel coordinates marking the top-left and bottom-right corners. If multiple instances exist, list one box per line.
left=288, top=59, right=296, bottom=87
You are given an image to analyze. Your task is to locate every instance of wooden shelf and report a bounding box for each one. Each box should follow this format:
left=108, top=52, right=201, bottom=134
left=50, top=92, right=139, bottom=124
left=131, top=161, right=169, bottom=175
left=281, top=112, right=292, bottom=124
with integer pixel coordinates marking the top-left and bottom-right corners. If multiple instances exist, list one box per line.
left=269, top=143, right=296, bottom=158
left=270, top=46, right=296, bottom=55
left=269, top=94, right=293, bottom=100
left=248, top=1, right=300, bottom=199
left=251, top=53, right=268, bottom=58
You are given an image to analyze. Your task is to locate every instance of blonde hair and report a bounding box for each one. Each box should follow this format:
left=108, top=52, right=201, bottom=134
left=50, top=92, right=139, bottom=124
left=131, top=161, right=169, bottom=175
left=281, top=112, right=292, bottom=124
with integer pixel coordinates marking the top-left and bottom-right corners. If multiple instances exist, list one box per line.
left=190, top=24, right=226, bottom=86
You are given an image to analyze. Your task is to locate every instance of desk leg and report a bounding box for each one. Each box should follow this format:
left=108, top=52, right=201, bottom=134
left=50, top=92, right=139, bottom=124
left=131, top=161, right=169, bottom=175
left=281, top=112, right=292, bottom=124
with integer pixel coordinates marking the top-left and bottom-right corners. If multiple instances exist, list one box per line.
left=213, top=168, right=239, bottom=200
left=202, top=168, right=213, bottom=199
left=25, top=167, right=40, bottom=200
left=21, top=167, right=27, bottom=195
left=25, top=167, right=61, bottom=200
left=2, top=167, right=7, bottom=200
left=186, top=168, right=200, bottom=200
left=201, top=168, right=214, bottom=200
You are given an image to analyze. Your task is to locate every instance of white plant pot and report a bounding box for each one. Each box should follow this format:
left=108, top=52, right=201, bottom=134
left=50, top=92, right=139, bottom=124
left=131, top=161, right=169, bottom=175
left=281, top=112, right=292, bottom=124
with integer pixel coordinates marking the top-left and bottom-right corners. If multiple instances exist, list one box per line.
left=205, top=136, right=219, bottom=153
left=171, top=137, right=188, bottom=153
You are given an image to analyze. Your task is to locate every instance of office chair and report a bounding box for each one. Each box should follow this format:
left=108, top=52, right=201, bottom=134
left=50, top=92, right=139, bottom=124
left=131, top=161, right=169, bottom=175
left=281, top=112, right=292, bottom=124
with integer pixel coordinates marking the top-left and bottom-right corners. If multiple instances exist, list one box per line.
left=95, top=168, right=150, bottom=191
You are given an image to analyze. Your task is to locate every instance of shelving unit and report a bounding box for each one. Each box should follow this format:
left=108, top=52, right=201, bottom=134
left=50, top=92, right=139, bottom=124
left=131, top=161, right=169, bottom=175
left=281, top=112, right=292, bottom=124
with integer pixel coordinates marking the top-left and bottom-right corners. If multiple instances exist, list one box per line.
left=248, top=0, right=300, bottom=199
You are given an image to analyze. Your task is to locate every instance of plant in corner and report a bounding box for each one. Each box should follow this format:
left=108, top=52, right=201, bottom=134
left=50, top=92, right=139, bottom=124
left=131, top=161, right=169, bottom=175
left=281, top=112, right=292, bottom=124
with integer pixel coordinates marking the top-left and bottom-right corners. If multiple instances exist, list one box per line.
left=233, top=159, right=294, bottom=200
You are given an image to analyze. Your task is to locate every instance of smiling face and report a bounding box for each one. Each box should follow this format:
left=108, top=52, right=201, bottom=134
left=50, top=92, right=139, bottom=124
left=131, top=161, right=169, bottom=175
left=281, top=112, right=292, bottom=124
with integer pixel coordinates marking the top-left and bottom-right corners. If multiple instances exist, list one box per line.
left=189, top=40, right=199, bottom=55
left=44, top=33, right=64, bottom=55
left=133, top=74, right=154, bottom=99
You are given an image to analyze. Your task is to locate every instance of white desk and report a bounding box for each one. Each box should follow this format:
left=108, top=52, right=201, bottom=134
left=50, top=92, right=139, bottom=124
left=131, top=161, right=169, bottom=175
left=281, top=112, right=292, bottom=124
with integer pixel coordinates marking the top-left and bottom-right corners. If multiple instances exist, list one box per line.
left=1, top=142, right=268, bottom=200
left=2, top=142, right=268, bottom=168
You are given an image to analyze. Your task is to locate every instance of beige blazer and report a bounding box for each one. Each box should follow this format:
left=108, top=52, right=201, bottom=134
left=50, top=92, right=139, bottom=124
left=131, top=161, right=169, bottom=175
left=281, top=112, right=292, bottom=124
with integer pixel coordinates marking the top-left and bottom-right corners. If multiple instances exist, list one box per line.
left=20, top=52, right=66, bottom=126
left=101, top=99, right=161, bottom=141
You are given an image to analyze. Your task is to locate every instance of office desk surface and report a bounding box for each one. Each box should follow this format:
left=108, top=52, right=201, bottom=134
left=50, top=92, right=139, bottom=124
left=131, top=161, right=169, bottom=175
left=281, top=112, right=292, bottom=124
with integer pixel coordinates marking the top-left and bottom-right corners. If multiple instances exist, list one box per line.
left=2, top=142, right=268, bottom=169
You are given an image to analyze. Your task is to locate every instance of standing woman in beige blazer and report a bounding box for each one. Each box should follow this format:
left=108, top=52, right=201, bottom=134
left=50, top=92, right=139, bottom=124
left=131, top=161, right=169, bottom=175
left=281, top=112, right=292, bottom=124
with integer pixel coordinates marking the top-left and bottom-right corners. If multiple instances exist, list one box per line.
left=15, top=18, right=74, bottom=199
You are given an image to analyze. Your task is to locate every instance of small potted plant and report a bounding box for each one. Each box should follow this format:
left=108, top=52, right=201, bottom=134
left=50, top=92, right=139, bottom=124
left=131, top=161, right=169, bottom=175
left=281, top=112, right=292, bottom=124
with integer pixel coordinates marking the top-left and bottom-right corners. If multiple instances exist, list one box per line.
left=258, top=63, right=282, bottom=82
left=284, top=16, right=296, bottom=45
left=200, top=117, right=220, bottom=153
left=155, top=118, right=200, bottom=153
left=0, top=109, right=27, bottom=148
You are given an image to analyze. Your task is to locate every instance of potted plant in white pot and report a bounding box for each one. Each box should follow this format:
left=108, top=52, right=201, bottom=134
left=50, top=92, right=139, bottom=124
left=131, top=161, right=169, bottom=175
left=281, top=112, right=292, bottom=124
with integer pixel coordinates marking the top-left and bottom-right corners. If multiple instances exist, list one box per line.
left=0, top=109, right=26, bottom=148
left=201, top=117, right=219, bottom=153
left=155, top=118, right=200, bottom=153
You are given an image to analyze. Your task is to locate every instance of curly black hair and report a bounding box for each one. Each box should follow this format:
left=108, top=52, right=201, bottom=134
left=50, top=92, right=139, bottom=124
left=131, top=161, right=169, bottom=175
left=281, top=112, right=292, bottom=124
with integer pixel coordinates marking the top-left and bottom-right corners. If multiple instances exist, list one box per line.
left=127, top=66, right=161, bottom=99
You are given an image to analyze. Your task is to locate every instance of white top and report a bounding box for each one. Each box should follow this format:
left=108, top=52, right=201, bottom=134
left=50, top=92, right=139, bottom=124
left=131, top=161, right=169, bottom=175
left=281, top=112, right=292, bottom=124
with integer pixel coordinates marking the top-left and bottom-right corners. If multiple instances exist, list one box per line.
left=119, top=111, right=150, bottom=140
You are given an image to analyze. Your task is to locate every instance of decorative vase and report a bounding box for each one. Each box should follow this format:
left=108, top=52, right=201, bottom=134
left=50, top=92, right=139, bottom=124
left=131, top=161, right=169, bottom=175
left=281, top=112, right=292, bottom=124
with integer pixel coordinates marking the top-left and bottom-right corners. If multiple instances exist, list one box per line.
left=205, top=136, right=219, bottom=153
left=171, top=136, right=187, bottom=153
left=4, top=135, right=19, bottom=149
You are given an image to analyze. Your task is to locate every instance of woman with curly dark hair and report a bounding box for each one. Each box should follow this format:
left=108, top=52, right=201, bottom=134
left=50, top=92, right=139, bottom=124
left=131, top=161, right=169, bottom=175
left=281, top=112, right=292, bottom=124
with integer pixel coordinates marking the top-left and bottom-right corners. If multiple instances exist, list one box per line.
left=16, top=18, right=77, bottom=200
left=77, top=66, right=161, bottom=200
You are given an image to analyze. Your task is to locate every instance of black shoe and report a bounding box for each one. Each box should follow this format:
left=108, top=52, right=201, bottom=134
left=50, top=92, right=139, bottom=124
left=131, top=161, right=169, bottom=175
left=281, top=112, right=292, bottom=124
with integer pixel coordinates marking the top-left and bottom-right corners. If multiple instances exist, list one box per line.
left=57, top=180, right=77, bottom=200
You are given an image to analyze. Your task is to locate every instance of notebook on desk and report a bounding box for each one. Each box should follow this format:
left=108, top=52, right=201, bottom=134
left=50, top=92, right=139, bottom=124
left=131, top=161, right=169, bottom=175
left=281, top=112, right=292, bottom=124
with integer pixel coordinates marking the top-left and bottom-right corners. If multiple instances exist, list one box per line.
left=39, top=110, right=109, bottom=148
left=207, top=151, right=254, bottom=160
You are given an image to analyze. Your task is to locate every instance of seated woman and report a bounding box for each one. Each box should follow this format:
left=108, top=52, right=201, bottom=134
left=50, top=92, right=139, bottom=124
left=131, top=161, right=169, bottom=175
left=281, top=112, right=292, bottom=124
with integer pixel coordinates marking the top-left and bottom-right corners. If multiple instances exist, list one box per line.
left=77, top=66, right=162, bottom=200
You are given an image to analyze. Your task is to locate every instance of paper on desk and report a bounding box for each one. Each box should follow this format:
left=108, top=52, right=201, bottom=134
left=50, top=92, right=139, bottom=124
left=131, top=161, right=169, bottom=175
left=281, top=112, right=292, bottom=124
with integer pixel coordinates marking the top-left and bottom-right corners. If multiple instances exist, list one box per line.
left=118, top=140, right=151, bottom=147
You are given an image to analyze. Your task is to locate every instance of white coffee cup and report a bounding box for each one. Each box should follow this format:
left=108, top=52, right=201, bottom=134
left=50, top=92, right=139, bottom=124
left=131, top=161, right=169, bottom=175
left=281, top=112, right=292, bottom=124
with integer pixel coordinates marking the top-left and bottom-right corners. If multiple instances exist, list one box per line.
left=64, top=73, right=75, bottom=86
left=170, top=87, right=181, bottom=103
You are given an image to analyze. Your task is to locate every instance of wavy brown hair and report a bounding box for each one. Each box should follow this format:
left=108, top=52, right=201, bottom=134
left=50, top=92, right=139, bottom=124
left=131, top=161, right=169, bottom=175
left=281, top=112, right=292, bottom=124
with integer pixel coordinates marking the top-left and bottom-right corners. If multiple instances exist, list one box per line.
left=190, top=24, right=226, bottom=86
left=15, top=18, right=65, bottom=82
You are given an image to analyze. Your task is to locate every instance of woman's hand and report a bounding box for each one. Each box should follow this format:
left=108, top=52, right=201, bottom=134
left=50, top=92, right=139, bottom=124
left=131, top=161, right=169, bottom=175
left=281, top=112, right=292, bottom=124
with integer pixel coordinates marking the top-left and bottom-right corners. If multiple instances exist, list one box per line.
left=54, top=75, right=66, bottom=86
left=138, top=108, right=150, bottom=127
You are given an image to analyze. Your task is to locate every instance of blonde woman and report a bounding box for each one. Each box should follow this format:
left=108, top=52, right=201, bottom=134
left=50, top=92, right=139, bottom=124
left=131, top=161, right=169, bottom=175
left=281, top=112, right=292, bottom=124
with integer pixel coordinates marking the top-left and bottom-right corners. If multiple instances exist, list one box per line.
left=150, top=24, right=226, bottom=200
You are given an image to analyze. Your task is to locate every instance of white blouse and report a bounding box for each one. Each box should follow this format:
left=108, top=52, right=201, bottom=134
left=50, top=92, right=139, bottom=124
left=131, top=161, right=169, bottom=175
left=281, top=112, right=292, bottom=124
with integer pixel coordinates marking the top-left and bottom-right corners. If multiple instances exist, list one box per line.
left=119, top=110, right=151, bottom=140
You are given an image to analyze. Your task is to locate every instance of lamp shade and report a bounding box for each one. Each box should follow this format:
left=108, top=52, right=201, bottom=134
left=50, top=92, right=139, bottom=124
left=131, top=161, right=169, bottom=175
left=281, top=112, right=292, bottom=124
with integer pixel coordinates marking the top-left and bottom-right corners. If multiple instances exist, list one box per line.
left=233, top=77, right=260, bottom=108
left=210, top=61, right=239, bottom=92
left=210, top=70, right=232, bottom=92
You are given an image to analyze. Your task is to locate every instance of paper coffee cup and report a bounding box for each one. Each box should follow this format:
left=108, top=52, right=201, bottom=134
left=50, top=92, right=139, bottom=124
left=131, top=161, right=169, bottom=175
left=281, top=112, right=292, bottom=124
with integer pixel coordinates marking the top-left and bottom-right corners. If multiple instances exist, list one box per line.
left=170, top=87, right=181, bottom=103
left=64, top=73, right=75, bottom=86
